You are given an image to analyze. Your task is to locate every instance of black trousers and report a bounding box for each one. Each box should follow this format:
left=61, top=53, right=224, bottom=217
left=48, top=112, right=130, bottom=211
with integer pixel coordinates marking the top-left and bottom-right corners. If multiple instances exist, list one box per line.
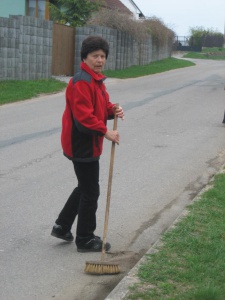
left=56, top=160, right=100, bottom=240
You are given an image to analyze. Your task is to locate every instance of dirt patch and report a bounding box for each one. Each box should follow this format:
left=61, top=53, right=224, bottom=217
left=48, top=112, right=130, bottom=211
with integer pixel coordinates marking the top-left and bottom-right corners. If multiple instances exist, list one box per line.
left=106, top=250, right=145, bottom=271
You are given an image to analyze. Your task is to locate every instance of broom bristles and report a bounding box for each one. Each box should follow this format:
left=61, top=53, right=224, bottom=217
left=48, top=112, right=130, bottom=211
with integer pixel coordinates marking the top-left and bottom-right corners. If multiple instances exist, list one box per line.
left=85, top=261, right=120, bottom=275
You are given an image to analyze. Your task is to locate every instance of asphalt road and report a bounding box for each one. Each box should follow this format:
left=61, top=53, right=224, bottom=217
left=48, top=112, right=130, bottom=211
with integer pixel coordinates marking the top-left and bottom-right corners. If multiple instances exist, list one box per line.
left=1, top=58, right=225, bottom=300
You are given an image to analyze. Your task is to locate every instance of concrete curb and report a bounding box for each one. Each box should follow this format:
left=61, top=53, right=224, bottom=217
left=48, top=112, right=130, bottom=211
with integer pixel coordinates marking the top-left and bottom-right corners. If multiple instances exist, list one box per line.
left=105, top=163, right=225, bottom=300
left=105, top=240, right=160, bottom=300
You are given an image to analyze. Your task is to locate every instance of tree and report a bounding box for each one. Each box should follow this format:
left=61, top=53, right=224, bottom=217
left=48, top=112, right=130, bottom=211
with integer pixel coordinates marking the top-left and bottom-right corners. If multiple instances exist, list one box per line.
left=49, top=0, right=101, bottom=27
left=189, top=27, right=224, bottom=48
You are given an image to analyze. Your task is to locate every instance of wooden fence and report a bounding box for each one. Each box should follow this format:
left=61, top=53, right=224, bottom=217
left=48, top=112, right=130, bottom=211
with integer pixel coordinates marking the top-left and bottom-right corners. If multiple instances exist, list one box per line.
left=52, top=23, right=75, bottom=76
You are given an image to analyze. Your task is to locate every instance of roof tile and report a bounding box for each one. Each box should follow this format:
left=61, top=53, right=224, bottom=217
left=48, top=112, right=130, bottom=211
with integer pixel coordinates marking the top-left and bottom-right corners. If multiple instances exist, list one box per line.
left=90, top=0, right=132, bottom=14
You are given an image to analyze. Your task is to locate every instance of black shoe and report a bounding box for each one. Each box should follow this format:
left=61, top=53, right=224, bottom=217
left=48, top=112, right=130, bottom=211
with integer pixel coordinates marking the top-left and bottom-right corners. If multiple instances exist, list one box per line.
left=77, top=236, right=111, bottom=253
left=51, top=224, right=74, bottom=242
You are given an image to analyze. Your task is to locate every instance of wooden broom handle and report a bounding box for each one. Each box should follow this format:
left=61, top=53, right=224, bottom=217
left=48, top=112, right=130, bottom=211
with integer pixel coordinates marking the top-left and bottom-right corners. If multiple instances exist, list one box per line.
left=101, top=103, right=119, bottom=259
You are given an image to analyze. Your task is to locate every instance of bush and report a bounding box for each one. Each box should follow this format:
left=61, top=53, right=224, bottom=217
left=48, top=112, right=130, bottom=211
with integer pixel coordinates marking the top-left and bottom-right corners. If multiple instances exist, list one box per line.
left=87, top=8, right=175, bottom=45
left=189, top=27, right=224, bottom=48
left=87, top=8, right=147, bottom=41
left=143, top=18, right=175, bottom=48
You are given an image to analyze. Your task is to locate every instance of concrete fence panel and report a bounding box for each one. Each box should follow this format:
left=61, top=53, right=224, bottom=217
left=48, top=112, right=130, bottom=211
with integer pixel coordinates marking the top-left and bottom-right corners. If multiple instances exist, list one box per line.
left=0, top=16, right=172, bottom=80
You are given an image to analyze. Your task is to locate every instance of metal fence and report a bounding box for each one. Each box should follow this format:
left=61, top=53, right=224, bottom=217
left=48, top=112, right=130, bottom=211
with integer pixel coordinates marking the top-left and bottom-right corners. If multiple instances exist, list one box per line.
left=173, top=36, right=202, bottom=52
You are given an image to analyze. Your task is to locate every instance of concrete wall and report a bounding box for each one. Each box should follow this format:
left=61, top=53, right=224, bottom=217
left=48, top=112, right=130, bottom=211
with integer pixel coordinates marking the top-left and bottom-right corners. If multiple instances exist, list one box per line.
left=1, top=0, right=25, bottom=18
left=0, top=16, right=172, bottom=81
left=0, top=15, right=52, bottom=80
left=74, top=26, right=172, bottom=72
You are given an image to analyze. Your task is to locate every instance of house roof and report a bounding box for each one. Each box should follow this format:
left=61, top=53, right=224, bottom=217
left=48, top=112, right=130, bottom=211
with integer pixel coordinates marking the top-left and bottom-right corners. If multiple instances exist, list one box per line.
left=126, top=0, right=145, bottom=18
left=91, top=0, right=132, bottom=15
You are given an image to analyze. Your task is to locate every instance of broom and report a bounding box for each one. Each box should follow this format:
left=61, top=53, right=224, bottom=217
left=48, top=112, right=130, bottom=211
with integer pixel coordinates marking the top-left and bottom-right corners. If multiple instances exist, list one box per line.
left=84, top=104, right=121, bottom=275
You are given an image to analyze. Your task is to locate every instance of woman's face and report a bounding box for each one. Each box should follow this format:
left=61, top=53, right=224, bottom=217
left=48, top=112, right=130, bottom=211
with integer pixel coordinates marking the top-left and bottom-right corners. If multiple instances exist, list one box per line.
left=83, top=49, right=106, bottom=73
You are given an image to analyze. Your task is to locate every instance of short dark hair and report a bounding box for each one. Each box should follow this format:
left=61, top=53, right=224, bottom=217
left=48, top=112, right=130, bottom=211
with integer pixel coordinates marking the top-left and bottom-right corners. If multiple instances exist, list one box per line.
left=80, top=36, right=109, bottom=61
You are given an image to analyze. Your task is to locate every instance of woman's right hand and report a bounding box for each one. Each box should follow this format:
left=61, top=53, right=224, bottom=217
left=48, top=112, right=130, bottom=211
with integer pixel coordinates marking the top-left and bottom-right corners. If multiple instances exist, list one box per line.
left=104, top=130, right=120, bottom=145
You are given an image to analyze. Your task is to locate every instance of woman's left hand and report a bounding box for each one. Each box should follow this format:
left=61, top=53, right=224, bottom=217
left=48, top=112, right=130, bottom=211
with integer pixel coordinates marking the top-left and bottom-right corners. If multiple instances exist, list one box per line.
left=114, top=105, right=125, bottom=120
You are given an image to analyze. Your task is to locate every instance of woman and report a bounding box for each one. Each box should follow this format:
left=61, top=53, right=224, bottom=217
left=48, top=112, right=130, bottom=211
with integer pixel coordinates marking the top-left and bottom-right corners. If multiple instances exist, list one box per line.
left=51, top=36, right=124, bottom=252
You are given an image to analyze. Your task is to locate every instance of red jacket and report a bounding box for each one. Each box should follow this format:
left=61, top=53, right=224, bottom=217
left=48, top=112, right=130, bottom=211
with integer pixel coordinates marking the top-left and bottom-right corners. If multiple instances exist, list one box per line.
left=61, top=62, right=115, bottom=162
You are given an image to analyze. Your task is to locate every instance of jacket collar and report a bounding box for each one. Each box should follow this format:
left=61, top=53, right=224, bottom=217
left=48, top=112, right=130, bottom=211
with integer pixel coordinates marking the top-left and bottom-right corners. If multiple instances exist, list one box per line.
left=80, top=62, right=107, bottom=82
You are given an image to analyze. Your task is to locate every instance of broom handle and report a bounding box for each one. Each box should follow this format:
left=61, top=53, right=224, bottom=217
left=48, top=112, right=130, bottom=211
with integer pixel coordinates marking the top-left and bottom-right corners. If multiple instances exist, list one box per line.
left=101, top=103, right=119, bottom=261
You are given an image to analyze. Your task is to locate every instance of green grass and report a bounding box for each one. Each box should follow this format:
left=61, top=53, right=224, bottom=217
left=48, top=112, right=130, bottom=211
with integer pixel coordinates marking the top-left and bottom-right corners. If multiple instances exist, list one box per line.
left=103, top=57, right=195, bottom=79
left=183, top=47, right=225, bottom=60
left=0, top=57, right=195, bottom=105
left=0, top=78, right=67, bottom=105
left=203, top=47, right=225, bottom=52
left=126, top=171, right=225, bottom=300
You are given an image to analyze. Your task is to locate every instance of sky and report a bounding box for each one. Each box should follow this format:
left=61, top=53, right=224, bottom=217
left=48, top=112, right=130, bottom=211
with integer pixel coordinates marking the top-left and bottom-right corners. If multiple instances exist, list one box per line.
left=133, top=0, right=225, bottom=36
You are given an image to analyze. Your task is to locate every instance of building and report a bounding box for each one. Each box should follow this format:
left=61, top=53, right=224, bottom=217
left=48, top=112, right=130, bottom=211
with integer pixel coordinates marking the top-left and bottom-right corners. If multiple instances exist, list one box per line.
left=90, top=0, right=145, bottom=19
left=119, top=0, right=145, bottom=19
left=91, top=0, right=132, bottom=15
left=0, top=0, right=144, bottom=21
left=1, top=0, right=50, bottom=20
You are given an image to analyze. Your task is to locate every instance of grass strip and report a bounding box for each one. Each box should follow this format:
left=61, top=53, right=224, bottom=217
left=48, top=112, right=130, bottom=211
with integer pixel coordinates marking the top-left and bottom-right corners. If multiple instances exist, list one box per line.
left=0, top=78, right=67, bottom=105
left=126, top=171, right=225, bottom=300
left=183, top=52, right=225, bottom=60
left=103, top=57, right=195, bottom=79
left=0, top=57, right=194, bottom=105
left=183, top=47, right=225, bottom=60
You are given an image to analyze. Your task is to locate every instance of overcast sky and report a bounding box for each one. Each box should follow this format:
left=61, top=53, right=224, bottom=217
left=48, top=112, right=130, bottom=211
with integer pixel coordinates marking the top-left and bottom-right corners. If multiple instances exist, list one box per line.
left=134, top=0, right=225, bottom=36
